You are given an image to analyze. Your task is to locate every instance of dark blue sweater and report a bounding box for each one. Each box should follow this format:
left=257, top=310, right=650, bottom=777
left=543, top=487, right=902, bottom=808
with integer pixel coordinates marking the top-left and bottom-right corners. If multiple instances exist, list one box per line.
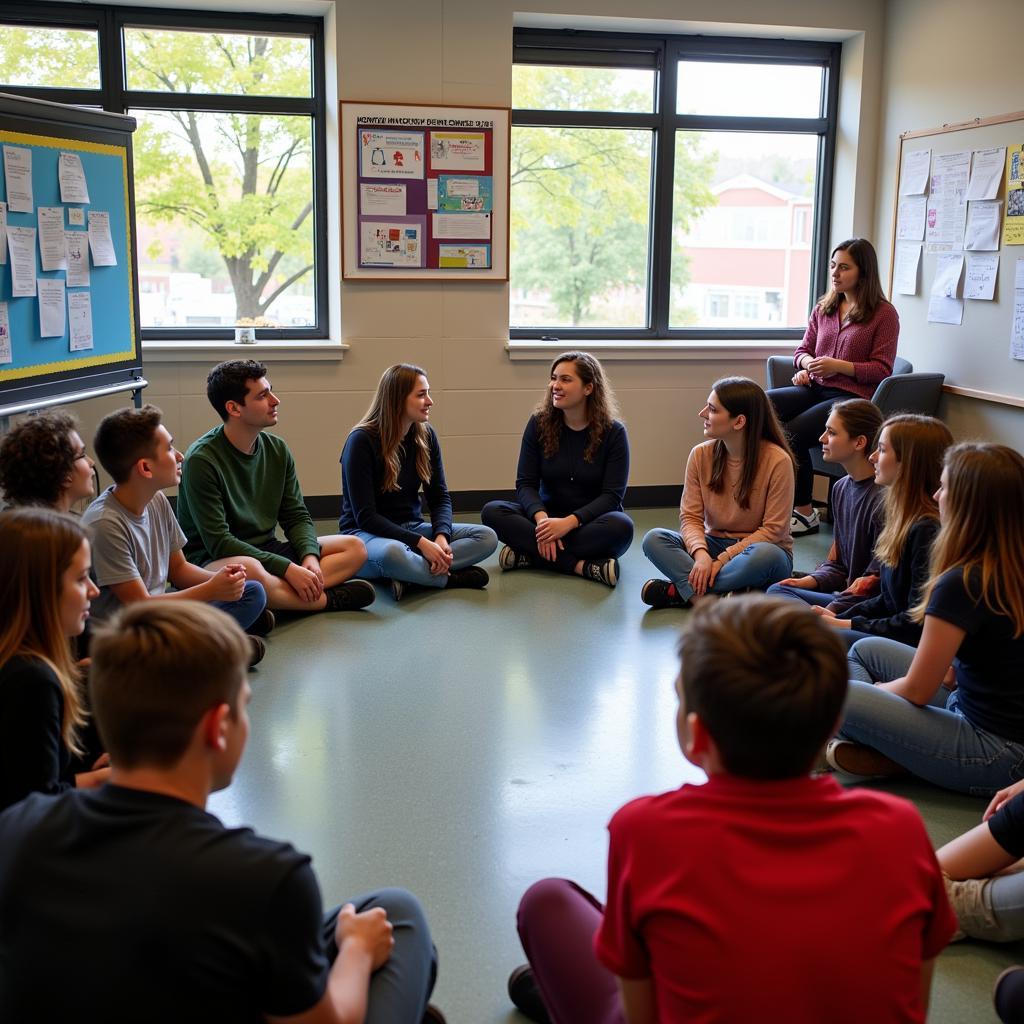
left=338, top=425, right=453, bottom=548
left=515, top=416, right=629, bottom=524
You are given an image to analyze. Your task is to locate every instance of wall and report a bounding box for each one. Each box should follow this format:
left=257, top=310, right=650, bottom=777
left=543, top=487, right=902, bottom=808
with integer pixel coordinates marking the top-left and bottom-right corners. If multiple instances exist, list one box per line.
left=25, top=0, right=888, bottom=503
left=873, top=0, right=1024, bottom=448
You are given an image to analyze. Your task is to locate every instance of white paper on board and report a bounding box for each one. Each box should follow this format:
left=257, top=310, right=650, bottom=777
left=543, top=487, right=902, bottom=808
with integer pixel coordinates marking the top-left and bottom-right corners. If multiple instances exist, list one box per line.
left=931, top=252, right=965, bottom=298
left=1015, top=258, right=1024, bottom=291
left=893, top=242, right=922, bottom=295
left=432, top=212, right=491, bottom=240
left=67, top=291, right=94, bottom=351
left=1012, top=291, right=1024, bottom=361
left=37, top=278, right=66, bottom=338
left=964, top=201, right=1002, bottom=251
left=927, top=294, right=964, bottom=326
left=964, top=252, right=999, bottom=300
left=900, top=149, right=931, bottom=195
left=65, top=231, right=90, bottom=287
left=359, top=183, right=406, bottom=216
left=896, top=196, right=927, bottom=241
left=87, top=211, right=117, bottom=266
left=0, top=302, right=11, bottom=365
left=426, top=179, right=438, bottom=210
left=967, top=147, right=1006, bottom=201
left=58, top=152, right=91, bottom=204
left=3, top=145, right=33, bottom=213
left=37, top=207, right=67, bottom=271
left=68, top=207, right=85, bottom=226
left=0, top=201, right=6, bottom=265
left=6, top=226, right=37, bottom=297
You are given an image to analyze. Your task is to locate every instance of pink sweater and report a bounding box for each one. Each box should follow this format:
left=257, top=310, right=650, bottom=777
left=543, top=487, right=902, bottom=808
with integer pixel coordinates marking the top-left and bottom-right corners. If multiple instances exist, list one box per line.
left=793, top=300, right=899, bottom=399
left=680, top=441, right=795, bottom=562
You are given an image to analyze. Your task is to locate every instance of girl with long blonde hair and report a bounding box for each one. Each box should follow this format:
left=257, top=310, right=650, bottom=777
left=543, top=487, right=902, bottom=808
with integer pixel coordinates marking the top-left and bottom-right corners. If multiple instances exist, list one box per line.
left=0, top=507, right=109, bottom=811
left=815, top=413, right=951, bottom=645
left=828, top=443, right=1024, bottom=796
left=339, top=364, right=497, bottom=601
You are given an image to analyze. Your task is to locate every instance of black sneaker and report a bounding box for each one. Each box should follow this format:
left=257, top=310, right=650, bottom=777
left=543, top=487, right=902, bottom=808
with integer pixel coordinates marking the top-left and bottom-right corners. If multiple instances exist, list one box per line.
left=581, top=557, right=619, bottom=587
left=498, top=545, right=534, bottom=571
left=507, top=965, right=551, bottom=1024
left=446, top=565, right=489, bottom=590
left=247, top=635, right=266, bottom=668
left=324, top=579, right=376, bottom=611
left=641, top=578, right=688, bottom=608
left=249, top=607, right=276, bottom=637
left=421, top=1005, right=447, bottom=1024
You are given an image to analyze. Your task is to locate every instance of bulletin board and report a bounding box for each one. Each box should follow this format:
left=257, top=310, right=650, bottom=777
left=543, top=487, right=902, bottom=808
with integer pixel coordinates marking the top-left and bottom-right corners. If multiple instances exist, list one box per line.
left=887, top=109, right=1024, bottom=408
left=0, top=92, right=142, bottom=414
left=341, top=101, right=510, bottom=281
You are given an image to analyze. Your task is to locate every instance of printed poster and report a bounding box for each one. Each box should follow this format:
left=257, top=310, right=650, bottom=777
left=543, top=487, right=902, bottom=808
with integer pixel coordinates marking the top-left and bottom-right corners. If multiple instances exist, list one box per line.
left=438, top=244, right=490, bottom=269
left=429, top=132, right=486, bottom=171
left=359, top=219, right=425, bottom=267
left=1005, top=145, right=1024, bottom=246
left=359, top=183, right=407, bottom=215
left=359, top=130, right=424, bottom=180
left=437, top=175, right=492, bottom=212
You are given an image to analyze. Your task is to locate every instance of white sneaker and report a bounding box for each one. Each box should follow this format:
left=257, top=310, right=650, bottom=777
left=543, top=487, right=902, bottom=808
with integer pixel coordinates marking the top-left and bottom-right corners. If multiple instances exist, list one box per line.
left=790, top=509, right=820, bottom=535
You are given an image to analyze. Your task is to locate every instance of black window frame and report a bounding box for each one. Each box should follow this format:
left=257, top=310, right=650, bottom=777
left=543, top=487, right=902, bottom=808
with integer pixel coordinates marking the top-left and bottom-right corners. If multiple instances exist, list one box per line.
left=511, top=29, right=841, bottom=342
left=0, top=2, right=328, bottom=342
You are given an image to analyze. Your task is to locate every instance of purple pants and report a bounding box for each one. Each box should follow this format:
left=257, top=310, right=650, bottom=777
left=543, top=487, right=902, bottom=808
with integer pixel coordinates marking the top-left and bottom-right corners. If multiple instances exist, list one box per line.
left=516, top=878, right=625, bottom=1024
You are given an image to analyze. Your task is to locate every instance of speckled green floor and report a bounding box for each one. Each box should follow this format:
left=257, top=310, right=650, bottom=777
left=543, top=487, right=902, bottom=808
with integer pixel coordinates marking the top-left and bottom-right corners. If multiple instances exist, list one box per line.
left=208, top=509, right=1020, bottom=1023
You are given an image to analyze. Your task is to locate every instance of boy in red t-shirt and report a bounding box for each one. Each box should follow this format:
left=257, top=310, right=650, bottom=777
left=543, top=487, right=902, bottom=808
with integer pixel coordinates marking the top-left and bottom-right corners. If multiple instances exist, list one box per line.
left=509, top=596, right=956, bottom=1024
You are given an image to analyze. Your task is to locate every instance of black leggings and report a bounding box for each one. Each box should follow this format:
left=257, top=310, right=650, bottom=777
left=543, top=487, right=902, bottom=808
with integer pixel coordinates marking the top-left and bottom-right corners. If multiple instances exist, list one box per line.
left=481, top=500, right=634, bottom=574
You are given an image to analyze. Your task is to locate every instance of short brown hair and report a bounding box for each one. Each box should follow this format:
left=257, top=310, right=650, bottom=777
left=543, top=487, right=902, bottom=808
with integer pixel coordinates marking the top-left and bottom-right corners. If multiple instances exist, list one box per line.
left=830, top=398, right=883, bottom=451
left=0, top=410, right=80, bottom=507
left=93, top=404, right=165, bottom=484
left=89, top=601, right=250, bottom=769
left=678, top=596, right=848, bottom=779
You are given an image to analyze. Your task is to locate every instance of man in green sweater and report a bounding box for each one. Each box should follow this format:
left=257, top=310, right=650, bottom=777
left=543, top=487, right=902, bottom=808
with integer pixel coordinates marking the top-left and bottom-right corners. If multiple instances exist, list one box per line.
left=177, top=360, right=374, bottom=613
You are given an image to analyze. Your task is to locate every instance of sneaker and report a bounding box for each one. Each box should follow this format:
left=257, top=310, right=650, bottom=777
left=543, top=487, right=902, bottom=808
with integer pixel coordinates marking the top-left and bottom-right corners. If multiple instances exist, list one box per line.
left=247, top=635, right=266, bottom=669
left=324, top=579, right=376, bottom=611
left=390, top=578, right=406, bottom=602
left=790, top=508, right=820, bottom=536
left=507, top=965, right=552, bottom=1024
left=249, top=607, right=276, bottom=637
left=446, top=565, right=489, bottom=590
left=499, top=545, right=535, bottom=571
left=421, top=1005, right=448, bottom=1024
left=994, top=965, right=1024, bottom=1022
left=581, top=557, right=619, bottom=587
left=641, top=578, right=688, bottom=608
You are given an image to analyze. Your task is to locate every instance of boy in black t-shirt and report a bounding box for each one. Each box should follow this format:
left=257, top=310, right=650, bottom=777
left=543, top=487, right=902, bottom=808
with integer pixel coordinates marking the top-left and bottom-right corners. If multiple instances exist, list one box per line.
left=0, top=601, right=443, bottom=1024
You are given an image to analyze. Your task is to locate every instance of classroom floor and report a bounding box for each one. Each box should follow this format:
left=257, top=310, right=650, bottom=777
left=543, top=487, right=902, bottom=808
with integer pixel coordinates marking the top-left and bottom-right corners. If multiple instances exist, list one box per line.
left=209, top=508, right=1022, bottom=1023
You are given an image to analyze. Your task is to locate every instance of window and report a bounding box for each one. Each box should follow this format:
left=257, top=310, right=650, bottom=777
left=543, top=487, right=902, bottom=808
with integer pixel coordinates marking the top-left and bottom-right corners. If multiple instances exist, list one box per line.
left=511, top=31, right=839, bottom=339
left=0, top=5, right=326, bottom=341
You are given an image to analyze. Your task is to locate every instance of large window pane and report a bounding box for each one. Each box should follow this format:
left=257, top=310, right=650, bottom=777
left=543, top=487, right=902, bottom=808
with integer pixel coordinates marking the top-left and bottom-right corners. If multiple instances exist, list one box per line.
left=677, top=61, right=822, bottom=118
left=133, top=109, right=315, bottom=329
left=513, top=64, right=655, bottom=113
left=510, top=126, right=652, bottom=329
left=0, top=26, right=99, bottom=90
left=670, top=131, right=817, bottom=329
left=124, top=27, right=312, bottom=98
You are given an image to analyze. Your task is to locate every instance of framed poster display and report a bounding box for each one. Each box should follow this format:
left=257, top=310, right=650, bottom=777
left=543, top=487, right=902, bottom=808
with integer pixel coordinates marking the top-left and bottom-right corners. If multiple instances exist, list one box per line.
left=341, top=101, right=509, bottom=281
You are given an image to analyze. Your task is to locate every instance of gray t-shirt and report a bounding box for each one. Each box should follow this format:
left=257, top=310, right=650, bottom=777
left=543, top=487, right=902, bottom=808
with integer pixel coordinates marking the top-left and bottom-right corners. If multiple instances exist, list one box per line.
left=82, top=487, right=186, bottom=622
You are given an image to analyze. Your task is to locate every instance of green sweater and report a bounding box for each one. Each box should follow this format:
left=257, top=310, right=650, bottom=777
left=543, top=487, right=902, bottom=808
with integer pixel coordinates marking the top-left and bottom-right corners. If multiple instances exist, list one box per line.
left=177, top=426, right=319, bottom=577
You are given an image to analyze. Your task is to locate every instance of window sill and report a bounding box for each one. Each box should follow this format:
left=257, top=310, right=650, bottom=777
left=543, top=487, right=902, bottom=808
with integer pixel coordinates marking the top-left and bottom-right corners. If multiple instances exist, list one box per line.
left=506, top=339, right=796, bottom=362
left=143, top=340, right=349, bottom=363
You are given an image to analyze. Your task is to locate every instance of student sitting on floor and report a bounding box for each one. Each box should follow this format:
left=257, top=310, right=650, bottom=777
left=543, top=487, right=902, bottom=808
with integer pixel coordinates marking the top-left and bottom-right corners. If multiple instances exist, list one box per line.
left=829, top=444, right=1024, bottom=797
left=481, top=351, right=633, bottom=588
left=641, top=377, right=794, bottom=607
left=813, top=413, right=952, bottom=647
left=0, top=601, right=445, bottom=1024
left=0, top=508, right=109, bottom=813
left=0, top=409, right=96, bottom=512
left=84, top=404, right=271, bottom=666
left=768, top=398, right=884, bottom=614
left=339, top=363, right=497, bottom=602
left=177, top=359, right=374, bottom=614
left=508, top=596, right=955, bottom=1024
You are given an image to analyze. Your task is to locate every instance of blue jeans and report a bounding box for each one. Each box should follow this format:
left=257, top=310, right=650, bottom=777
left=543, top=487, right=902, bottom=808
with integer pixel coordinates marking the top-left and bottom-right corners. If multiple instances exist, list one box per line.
left=642, top=529, right=792, bottom=601
left=351, top=521, right=497, bottom=588
left=766, top=584, right=871, bottom=646
left=211, top=579, right=267, bottom=631
left=841, top=636, right=1024, bottom=796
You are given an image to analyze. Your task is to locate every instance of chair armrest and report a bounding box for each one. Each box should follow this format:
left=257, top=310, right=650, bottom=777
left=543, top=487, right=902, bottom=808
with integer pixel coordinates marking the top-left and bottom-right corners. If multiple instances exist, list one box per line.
left=766, top=356, right=794, bottom=391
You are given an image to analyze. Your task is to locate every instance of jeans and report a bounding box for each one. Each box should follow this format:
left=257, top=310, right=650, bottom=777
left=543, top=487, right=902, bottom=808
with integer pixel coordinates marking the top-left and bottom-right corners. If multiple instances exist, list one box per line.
left=211, top=579, right=267, bottom=632
left=322, top=887, right=436, bottom=1024
left=841, top=636, right=1024, bottom=796
left=765, top=584, right=870, bottom=646
left=642, top=529, right=792, bottom=601
left=351, top=521, right=497, bottom=588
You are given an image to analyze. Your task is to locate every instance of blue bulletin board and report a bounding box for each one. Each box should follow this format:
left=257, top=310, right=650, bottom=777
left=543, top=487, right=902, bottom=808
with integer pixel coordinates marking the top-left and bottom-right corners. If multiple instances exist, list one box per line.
left=0, top=93, right=142, bottom=414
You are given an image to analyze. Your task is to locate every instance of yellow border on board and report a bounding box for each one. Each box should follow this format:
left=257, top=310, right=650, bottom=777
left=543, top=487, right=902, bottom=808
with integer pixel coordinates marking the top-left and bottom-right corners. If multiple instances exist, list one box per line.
left=0, top=128, right=139, bottom=381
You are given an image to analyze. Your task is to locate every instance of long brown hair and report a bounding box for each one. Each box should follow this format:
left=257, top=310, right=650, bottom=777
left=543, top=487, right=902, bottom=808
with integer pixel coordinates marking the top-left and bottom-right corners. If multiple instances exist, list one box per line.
left=873, top=415, right=952, bottom=568
left=817, top=238, right=886, bottom=323
left=913, top=444, right=1024, bottom=636
left=353, top=364, right=432, bottom=492
left=533, top=351, right=619, bottom=462
left=0, top=508, right=87, bottom=754
left=708, top=377, right=795, bottom=509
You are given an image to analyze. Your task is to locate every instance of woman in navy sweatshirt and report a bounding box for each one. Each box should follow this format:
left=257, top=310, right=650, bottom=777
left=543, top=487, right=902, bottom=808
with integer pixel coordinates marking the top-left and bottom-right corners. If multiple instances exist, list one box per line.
left=339, top=363, right=497, bottom=601
left=481, top=351, right=632, bottom=588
